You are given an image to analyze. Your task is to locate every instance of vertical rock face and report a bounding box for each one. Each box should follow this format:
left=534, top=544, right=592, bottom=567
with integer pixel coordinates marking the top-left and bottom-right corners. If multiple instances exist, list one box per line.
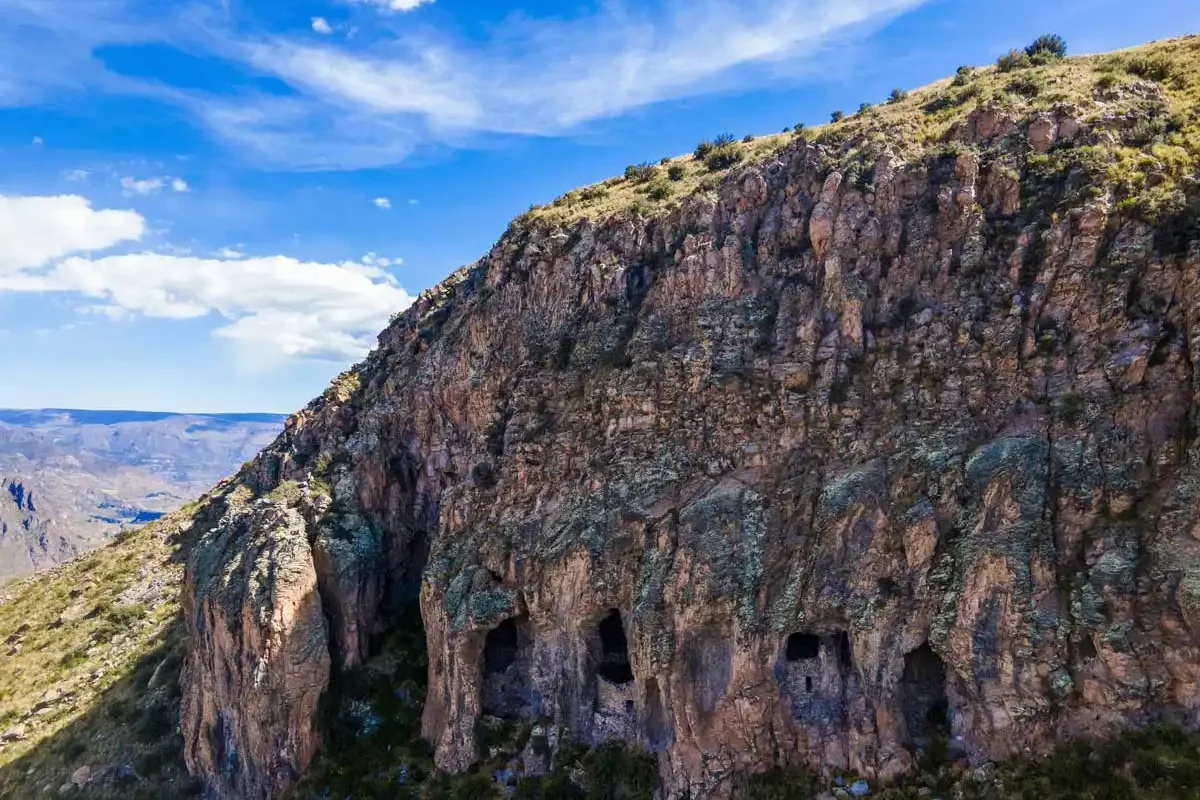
left=182, top=93, right=1200, bottom=797
left=181, top=488, right=331, bottom=799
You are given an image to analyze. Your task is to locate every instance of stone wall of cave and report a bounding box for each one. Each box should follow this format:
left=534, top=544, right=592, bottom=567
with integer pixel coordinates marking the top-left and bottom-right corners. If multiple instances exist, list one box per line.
left=592, top=609, right=638, bottom=743
left=482, top=615, right=537, bottom=721
left=778, top=631, right=855, bottom=727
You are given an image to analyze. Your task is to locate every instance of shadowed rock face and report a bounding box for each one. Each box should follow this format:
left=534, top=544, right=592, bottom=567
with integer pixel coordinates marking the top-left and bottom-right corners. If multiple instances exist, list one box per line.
left=181, top=99, right=1200, bottom=798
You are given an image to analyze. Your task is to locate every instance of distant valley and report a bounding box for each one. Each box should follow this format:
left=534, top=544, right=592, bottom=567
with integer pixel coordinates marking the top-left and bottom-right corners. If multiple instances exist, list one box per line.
left=0, top=409, right=285, bottom=581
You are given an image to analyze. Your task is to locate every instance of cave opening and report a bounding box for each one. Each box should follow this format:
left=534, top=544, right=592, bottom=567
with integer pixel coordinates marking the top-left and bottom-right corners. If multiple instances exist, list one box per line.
left=899, top=643, right=949, bottom=741
left=482, top=615, right=535, bottom=720
left=597, top=609, right=634, bottom=685
left=785, top=632, right=820, bottom=662
left=484, top=617, right=520, bottom=675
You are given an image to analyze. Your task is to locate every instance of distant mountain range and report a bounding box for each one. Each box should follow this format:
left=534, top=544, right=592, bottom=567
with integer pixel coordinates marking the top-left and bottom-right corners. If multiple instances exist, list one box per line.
left=0, top=409, right=286, bottom=581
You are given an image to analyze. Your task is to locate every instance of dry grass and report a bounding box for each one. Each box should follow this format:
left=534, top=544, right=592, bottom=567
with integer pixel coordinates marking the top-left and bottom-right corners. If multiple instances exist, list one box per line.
left=528, top=35, right=1200, bottom=227
left=0, top=517, right=195, bottom=797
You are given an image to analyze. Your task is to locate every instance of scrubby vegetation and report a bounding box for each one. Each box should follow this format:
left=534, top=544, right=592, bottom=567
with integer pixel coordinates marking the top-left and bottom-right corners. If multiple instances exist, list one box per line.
left=0, top=519, right=196, bottom=798
left=522, top=34, right=1199, bottom=232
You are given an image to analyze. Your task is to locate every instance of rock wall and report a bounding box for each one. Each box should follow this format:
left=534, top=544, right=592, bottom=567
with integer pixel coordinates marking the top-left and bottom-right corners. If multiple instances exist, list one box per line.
left=181, top=101, right=1200, bottom=798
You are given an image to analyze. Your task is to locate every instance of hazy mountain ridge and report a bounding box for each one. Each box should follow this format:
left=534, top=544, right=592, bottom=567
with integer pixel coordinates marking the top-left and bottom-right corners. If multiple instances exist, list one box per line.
left=0, top=409, right=285, bottom=581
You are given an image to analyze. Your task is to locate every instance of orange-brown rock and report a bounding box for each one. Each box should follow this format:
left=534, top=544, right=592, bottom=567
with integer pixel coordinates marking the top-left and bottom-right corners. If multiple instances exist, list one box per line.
left=180, top=95, right=1200, bottom=798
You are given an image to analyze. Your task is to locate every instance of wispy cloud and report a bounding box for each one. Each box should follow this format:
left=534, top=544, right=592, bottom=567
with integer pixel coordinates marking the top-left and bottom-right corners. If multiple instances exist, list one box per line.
left=372, top=196, right=391, bottom=209
left=311, top=16, right=333, bottom=35
left=119, top=175, right=190, bottom=195
left=0, top=193, right=414, bottom=363
left=345, top=0, right=435, bottom=12
left=0, top=0, right=929, bottom=169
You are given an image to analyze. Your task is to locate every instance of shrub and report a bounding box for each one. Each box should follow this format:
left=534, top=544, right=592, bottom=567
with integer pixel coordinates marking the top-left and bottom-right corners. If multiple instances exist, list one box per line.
left=137, top=701, right=176, bottom=742
left=830, top=110, right=845, bottom=122
left=794, top=122, right=805, bottom=132
left=704, top=145, right=743, bottom=171
left=658, top=157, right=671, bottom=166
left=1127, top=116, right=1168, bottom=146
left=742, top=134, right=755, bottom=143
left=888, top=88, right=907, bottom=104
left=1007, top=74, right=1042, bottom=98
left=623, top=162, right=657, bottom=183
left=858, top=102, right=873, bottom=114
left=952, top=65, right=975, bottom=86
left=578, top=185, right=607, bottom=202
left=714, top=132, right=736, bottom=147
left=627, top=199, right=651, bottom=218
left=694, top=140, right=716, bottom=160
left=667, top=164, right=686, bottom=181
left=997, top=49, right=1032, bottom=72
left=1095, top=73, right=1121, bottom=92
left=1125, top=54, right=1175, bottom=82
left=1026, top=34, right=1067, bottom=59
left=739, top=766, right=820, bottom=799
left=646, top=182, right=672, bottom=201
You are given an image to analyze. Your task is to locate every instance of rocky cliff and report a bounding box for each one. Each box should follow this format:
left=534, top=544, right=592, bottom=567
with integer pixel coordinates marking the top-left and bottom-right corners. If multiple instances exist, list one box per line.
left=180, top=38, right=1200, bottom=799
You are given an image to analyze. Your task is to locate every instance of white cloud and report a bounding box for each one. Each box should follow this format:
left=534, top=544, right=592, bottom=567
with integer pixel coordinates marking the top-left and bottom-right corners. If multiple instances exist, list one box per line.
left=211, top=0, right=925, bottom=167
left=215, top=247, right=244, bottom=259
left=0, top=0, right=929, bottom=169
left=64, top=169, right=91, bottom=181
left=120, top=176, right=165, bottom=195
left=373, top=196, right=391, bottom=209
left=0, top=194, right=144, bottom=274
left=345, top=0, right=434, bottom=12
left=361, top=252, right=400, bottom=268
left=0, top=194, right=414, bottom=364
left=32, top=136, right=44, bottom=145
left=311, top=17, right=333, bottom=35
left=408, top=199, right=418, bottom=205
left=120, top=175, right=189, bottom=195
left=21, top=253, right=414, bottom=361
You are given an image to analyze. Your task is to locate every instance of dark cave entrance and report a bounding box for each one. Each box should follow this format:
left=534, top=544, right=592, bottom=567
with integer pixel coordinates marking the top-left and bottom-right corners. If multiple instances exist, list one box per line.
left=482, top=615, right=535, bottom=720
left=592, top=610, right=638, bottom=743
left=899, top=643, right=949, bottom=741
left=785, top=633, right=820, bottom=662
left=597, top=609, right=634, bottom=685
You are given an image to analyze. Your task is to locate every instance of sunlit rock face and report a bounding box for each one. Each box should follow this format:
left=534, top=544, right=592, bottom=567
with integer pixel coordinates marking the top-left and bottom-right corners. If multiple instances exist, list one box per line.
left=181, top=101, right=1200, bottom=798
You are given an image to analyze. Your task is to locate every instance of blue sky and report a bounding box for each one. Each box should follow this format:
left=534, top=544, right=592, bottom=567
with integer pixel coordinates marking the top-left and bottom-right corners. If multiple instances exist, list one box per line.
left=0, top=0, right=1196, bottom=413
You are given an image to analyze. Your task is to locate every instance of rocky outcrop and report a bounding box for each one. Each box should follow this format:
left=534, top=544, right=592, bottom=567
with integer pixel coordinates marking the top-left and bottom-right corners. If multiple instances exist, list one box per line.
left=181, top=79, right=1200, bottom=799
left=181, top=487, right=331, bottom=798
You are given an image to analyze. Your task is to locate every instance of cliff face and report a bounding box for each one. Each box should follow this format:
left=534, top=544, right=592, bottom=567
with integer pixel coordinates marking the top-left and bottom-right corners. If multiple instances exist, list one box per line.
left=181, top=41, right=1200, bottom=799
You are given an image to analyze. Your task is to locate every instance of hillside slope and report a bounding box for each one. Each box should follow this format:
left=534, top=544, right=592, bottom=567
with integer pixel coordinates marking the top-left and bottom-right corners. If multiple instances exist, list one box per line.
left=4, top=34, right=1200, bottom=800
